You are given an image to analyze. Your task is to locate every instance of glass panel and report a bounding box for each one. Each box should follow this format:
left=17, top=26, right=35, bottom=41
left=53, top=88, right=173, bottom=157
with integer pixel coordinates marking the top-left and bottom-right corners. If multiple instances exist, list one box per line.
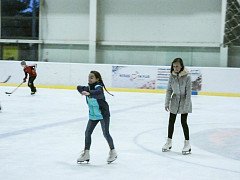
left=1, top=0, right=40, bottom=39
left=228, top=46, right=240, bottom=67
left=40, top=44, right=89, bottom=63
left=0, top=43, right=38, bottom=61
left=96, top=45, right=220, bottom=67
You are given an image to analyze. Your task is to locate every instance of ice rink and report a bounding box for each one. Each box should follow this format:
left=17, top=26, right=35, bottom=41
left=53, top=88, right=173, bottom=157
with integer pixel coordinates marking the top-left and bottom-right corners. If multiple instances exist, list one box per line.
left=0, top=86, right=240, bottom=180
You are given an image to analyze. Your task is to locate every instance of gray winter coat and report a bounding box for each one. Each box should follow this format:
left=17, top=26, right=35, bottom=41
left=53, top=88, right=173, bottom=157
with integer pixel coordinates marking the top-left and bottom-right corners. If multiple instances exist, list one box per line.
left=165, top=69, right=192, bottom=114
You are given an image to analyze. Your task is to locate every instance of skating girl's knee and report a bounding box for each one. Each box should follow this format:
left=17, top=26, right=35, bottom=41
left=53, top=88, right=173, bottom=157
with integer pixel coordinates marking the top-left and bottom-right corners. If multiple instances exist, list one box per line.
left=103, top=131, right=111, bottom=139
left=85, top=130, right=91, bottom=138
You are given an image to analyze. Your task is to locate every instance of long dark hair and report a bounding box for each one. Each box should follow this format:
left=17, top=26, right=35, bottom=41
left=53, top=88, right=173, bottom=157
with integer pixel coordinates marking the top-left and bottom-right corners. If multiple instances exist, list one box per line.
left=90, top=70, right=114, bottom=96
left=170, top=58, right=185, bottom=73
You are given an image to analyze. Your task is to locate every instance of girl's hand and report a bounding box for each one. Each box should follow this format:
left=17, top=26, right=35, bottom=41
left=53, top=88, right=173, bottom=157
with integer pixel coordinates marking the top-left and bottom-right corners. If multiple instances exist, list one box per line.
left=165, top=106, right=169, bottom=112
left=81, top=91, right=90, bottom=96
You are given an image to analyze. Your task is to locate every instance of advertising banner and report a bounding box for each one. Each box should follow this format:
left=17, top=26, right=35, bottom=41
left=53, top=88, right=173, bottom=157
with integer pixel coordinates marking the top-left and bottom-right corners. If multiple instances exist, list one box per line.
left=112, top=66, right=157, bottom=89
left=112, top=65, right=202, bottom=91
left=156, top=67, right=202, bottom=91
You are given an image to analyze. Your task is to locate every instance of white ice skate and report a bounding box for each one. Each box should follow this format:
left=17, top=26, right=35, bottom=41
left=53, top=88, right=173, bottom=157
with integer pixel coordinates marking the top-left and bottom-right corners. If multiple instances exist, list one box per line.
left=182, top=140, right=191, bottom=155
left=162, top=138, right=172, bottom=152
left=107, top=149, right=117, bottom=164
left=77, top=150, right=90, bottom=163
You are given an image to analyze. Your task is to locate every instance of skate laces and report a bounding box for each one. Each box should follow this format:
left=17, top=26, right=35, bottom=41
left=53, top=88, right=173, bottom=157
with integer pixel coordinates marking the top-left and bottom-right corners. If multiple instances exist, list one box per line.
left=80, top=150, right=86, bottom=157
left=109, top=150, right=113, bottom=156
left=109, top=150, right=116, bottom=157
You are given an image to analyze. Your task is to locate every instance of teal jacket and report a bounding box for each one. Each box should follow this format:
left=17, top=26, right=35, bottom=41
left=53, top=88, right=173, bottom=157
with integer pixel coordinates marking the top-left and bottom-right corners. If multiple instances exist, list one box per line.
left=77, top=82, right=110, bottom=120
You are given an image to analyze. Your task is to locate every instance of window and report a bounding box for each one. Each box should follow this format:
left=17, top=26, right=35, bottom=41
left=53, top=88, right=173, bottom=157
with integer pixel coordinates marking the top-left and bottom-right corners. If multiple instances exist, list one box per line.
left=0, top=43, right=38, bottom=61
left=1, top=0, right=40, bottom=61
left=1, top=0, right=40, bottom=39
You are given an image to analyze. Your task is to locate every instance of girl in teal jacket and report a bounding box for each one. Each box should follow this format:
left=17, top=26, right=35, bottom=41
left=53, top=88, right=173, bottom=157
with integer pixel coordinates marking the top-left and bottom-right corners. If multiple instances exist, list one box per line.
left=76, top=71, right=117, bottom=164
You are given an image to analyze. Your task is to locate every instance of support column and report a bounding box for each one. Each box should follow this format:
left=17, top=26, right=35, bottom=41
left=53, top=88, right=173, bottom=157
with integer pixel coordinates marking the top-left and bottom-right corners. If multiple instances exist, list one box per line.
left=220, top=46, right=228, bottom=67
left=38, top=0, right=43, bottom=61
left=220, top=0, right=228, bottom=67
left=89, top=0, right=97, bottom=63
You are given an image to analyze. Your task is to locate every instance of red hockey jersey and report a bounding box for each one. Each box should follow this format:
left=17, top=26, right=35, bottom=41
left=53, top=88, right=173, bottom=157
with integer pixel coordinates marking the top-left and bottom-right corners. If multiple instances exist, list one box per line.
left=24, top=65, right=37, bottom=77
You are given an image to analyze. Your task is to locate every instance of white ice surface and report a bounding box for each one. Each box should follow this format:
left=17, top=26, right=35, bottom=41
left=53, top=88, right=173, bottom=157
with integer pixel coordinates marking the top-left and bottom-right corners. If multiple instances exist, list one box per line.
left=0, top=87, right=240, bottom=180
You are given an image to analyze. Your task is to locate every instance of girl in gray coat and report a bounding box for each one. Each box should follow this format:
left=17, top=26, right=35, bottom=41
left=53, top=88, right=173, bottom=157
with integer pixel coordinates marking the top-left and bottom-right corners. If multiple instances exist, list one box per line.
left=162, top=58, right=192, bottom=155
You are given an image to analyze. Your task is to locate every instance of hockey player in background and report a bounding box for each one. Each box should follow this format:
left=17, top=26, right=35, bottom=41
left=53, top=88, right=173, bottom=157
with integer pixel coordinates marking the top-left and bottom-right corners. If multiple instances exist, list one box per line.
left=20, top=60, right=37, bottom=95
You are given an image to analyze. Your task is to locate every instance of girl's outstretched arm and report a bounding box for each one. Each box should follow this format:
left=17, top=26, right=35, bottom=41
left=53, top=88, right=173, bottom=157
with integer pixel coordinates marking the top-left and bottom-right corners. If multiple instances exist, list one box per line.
left=77, top=85, right=89, bottom=94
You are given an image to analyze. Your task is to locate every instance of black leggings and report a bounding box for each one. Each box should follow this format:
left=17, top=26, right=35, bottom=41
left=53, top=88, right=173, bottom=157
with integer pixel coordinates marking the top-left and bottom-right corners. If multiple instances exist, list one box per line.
left=168, top=113, right=189, bottom=140
left=84, top=118, right=115, bottom=150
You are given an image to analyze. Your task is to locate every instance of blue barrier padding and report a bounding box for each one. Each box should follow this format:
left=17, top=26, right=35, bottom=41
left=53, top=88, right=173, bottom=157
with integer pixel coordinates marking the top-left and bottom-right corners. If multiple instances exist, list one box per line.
left=191, top=91, right=198, bottom=95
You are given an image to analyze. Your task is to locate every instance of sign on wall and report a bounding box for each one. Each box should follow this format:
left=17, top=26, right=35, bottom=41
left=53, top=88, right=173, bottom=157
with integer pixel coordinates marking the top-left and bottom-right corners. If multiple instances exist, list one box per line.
left=112, top=66, right=157, bottom=89
left=112, top=65, right=202, bottom=91
left=156, top=67, right=202, bottom=91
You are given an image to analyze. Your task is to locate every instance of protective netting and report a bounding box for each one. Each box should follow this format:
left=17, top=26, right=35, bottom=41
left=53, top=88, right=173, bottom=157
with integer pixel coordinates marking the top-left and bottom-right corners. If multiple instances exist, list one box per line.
left=223, top=0, right=240, bottom=46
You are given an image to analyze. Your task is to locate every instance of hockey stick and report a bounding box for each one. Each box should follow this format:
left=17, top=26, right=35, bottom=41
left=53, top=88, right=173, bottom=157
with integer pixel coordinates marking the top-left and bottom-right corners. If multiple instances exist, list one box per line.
left=0, top=75, right=11, bottom=83
left=5, top=82, right=24, bottom=95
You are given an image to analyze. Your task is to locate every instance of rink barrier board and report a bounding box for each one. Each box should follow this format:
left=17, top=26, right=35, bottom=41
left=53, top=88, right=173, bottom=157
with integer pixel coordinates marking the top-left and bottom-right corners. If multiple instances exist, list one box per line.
left=1, top=83, right=240, bottom=97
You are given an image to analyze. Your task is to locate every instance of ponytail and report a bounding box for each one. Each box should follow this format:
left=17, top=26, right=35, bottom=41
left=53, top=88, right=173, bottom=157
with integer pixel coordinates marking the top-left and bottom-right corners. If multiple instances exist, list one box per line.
left=90, top=70, right=114, bottom=96
left=100, top=80, right=114, bottom=96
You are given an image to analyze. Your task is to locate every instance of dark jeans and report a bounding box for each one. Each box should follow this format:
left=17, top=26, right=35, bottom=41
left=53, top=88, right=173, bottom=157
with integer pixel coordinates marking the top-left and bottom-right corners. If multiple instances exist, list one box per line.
left=28, top=76, right=36, bottom=92
left=84, top=117, right=115, bottom=150
left=168, top=113, right=190, bottom=140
